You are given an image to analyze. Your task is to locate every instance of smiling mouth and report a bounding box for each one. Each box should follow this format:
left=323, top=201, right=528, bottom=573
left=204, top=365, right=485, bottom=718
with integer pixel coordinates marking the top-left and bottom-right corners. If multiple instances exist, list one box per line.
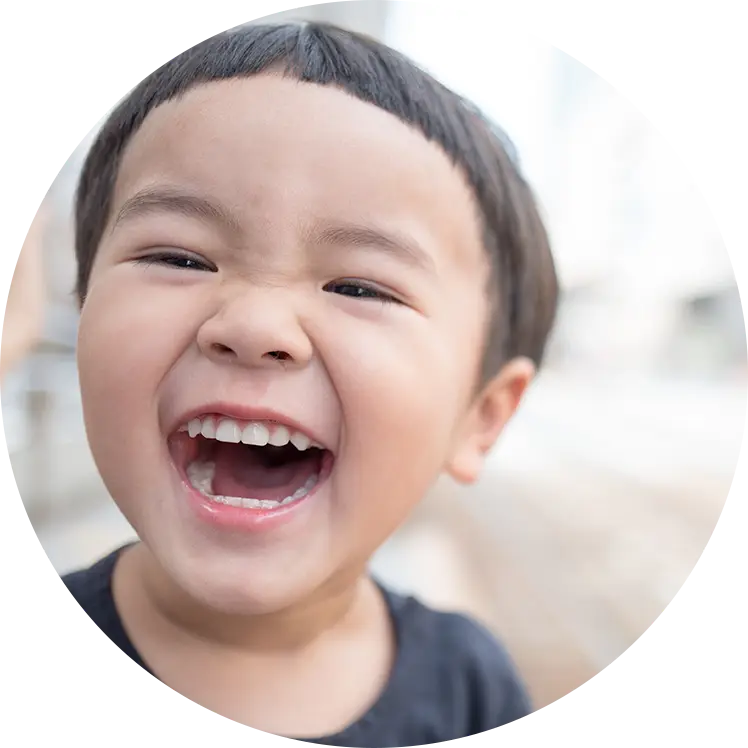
left=169, top=415, right=333, bottom=510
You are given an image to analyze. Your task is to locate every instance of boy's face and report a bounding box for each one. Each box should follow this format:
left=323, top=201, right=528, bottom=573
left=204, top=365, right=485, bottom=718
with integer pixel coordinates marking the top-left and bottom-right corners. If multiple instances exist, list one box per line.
left=78, top=76, right=528, bottom=614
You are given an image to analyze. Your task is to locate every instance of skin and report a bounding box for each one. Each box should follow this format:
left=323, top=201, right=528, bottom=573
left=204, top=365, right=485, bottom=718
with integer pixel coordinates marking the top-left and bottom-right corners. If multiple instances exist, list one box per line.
left=76, top=75, right=534, bottom=736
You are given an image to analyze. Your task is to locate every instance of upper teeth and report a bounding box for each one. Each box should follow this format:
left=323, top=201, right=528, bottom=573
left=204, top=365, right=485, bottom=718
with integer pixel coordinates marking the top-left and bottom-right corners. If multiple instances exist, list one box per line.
left=182, top=416, right=319, bottom=450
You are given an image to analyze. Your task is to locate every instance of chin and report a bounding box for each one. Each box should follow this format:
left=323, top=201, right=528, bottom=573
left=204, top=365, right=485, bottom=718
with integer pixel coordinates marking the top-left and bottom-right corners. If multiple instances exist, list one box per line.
left=184, top=570, right=309, bottom=616
left=143, top=526, right=332, bottom=616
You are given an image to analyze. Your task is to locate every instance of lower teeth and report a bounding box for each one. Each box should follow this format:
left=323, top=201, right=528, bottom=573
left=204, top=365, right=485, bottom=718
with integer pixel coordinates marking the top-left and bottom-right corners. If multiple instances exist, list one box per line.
left=185, top=461, right=318, bottom=508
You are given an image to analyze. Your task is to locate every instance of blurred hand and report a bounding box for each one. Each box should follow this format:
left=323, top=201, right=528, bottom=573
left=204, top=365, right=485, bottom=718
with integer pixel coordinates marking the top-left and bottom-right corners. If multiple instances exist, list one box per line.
left=1, top=207, right=46, bottom=381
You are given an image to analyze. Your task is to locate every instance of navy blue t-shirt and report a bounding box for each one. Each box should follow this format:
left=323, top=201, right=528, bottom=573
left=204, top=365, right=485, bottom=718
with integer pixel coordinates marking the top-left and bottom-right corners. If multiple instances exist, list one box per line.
left=63, top=547, right=531, bottom=746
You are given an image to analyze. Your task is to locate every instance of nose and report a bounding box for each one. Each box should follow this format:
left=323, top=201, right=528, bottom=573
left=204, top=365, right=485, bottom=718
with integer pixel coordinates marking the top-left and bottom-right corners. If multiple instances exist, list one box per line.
left=196, top=286, right=313, bottom=370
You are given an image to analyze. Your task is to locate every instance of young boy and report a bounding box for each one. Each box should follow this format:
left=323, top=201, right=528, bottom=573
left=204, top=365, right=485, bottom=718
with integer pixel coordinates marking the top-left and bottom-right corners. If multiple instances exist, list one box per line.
left=63, top=21, right=558, bottom=747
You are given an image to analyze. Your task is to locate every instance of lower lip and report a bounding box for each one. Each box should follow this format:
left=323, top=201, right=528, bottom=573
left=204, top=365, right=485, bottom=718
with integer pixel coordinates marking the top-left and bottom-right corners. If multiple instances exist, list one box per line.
left=175, top=451, right=334, bottom=533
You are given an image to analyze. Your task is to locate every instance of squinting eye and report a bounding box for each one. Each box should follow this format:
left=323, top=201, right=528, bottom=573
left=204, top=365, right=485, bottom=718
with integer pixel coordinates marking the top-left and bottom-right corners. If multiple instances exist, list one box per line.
left=134, top=252, right=216, bottom=272
left=324, top=280, right=398, bottom=304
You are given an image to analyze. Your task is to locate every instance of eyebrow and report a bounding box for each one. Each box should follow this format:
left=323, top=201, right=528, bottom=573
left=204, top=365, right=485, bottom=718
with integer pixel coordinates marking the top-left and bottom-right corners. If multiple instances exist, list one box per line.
left=309, top=223, right=437, bottom=275
left=111, top=187, right=242, bottom=235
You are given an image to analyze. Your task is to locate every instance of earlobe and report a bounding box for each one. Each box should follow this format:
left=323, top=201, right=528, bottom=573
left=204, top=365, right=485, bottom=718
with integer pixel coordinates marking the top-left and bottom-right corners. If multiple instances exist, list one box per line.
left=446, top=449, right=484, bottom=485
left=445, top=357, right=536, bottom=485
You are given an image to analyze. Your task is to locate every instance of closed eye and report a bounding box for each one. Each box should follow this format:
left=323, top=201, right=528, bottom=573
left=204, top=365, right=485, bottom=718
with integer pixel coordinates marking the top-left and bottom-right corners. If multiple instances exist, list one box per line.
left=134, top=251, right=216, bottom=272
left=132, top=257, right=398, bottom=303
left=323, top=279, right=400, bottom=304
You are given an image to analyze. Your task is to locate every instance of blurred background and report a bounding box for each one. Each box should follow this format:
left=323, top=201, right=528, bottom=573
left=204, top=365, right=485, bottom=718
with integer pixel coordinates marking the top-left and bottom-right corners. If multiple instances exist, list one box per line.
left=2, top=1, right=746, bottom=711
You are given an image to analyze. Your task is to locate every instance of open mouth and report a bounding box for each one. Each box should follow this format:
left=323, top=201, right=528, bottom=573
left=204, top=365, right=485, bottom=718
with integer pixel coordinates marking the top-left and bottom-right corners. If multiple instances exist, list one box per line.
left=169, top=415, right=333, bottom=511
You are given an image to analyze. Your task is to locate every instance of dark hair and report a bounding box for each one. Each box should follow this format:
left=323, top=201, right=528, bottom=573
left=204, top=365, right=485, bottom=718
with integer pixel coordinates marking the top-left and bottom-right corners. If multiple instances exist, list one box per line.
left=75, top=21, right=558, bottom=380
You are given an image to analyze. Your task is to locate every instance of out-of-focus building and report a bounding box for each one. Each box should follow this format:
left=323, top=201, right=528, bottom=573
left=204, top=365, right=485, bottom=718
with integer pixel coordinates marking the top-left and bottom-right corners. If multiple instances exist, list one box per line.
left=386, top=1, right=745, bottom=382
left=247, top=0, right=390, bottom=37
left=544, top=53, right=743, bottom=380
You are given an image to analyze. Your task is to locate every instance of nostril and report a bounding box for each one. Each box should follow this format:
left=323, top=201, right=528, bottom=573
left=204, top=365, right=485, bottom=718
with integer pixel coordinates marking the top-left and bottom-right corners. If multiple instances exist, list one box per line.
left=265, top=350, right=291, bottom=362
left=265, top=351, right=291, bottom=361
left=211, top=343, right=235, bottom=357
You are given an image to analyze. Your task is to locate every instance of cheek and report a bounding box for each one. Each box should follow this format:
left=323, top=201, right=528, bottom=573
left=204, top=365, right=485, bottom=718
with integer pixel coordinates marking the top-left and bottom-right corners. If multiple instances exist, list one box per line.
left=321, top=304, right=482, bottom=487
left=76, top=275, right=197, bottom=484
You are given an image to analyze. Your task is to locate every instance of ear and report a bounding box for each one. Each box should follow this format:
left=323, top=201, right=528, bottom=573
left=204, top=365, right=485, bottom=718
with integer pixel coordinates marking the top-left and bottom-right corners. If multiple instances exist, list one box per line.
left=445, top=357, right=535, bottom=485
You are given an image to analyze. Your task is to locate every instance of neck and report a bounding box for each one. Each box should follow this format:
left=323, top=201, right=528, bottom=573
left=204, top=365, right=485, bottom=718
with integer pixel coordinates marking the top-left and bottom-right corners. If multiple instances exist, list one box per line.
left=119, top=543, right=375, bottom=653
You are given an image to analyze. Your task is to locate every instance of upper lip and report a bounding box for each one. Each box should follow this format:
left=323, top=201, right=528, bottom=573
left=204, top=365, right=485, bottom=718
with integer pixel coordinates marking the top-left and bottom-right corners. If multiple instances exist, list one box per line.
left=170, top=404, right=329, bottom=450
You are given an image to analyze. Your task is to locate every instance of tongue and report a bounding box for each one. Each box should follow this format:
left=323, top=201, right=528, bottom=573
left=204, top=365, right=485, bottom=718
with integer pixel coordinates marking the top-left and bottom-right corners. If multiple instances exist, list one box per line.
left=211, top=442, right=320, bottom=501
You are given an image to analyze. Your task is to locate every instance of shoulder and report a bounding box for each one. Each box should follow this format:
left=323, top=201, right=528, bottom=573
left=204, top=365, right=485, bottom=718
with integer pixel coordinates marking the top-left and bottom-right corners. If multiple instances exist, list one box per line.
left=382, top=585, right=532, bottom=735
left=61, top=547, right=126, bottom=632
left=60, top=544, right=149, bottom=671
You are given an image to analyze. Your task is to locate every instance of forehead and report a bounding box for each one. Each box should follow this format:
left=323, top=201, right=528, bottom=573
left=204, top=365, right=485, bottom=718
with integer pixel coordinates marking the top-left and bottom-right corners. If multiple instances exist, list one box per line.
left=113, top=75, right=488, bottom=276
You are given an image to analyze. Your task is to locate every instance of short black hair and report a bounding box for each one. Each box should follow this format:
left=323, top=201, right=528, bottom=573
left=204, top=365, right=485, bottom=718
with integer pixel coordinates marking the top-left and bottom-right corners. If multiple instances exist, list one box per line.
left=75, top=21, right=558, bottom=381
